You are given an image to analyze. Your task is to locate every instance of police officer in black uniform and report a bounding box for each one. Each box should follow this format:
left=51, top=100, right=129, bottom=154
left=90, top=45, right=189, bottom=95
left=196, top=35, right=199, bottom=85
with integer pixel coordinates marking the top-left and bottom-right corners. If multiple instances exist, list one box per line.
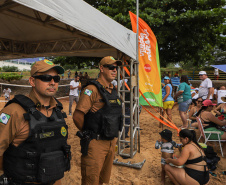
left=0, top=60, right=71, bottom=185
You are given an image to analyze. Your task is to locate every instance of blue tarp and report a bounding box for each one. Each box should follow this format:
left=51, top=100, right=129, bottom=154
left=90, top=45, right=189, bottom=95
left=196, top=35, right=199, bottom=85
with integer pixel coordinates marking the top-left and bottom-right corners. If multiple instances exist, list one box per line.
left=211, top=64, right=226, bottom=73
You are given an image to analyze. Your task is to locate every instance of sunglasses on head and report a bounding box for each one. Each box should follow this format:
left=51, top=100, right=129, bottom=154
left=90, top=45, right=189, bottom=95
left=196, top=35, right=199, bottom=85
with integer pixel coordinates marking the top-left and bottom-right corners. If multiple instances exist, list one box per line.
left=32, top=75, right=60, bottom=83
left=103, top=65, right=118, bottom=70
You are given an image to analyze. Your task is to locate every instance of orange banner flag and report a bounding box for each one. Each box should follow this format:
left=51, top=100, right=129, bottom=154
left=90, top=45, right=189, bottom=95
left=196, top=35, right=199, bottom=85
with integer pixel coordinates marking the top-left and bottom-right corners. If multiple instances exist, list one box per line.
left=129, top=11, right=162, bottom=107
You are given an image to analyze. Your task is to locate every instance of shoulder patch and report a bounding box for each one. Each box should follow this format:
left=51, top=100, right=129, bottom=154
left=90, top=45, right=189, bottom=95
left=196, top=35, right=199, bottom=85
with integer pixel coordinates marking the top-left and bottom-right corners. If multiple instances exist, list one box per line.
left=0, top=113, right=11, bottom=125
left=61, top=126, right=67, bottom=137
left=84, top=89, right=92, bottom=96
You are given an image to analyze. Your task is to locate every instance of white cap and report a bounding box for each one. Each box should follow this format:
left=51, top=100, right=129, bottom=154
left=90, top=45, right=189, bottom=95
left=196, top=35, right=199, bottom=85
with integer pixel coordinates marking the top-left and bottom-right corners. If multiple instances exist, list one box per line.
left=195, top=88, right=199, bottom=91
left=199, top=71, right=207, bottom=75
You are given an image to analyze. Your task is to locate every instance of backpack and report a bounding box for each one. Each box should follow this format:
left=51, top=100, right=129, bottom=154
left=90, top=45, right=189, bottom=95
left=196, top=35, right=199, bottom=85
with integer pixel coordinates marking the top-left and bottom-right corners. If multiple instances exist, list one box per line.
left=203, top=146, right=220, bottom=171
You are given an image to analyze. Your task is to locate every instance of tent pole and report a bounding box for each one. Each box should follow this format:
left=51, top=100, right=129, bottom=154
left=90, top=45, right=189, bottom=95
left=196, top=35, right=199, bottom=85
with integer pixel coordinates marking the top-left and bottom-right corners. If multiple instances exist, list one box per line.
left=136, top=0, right=139, bottom=60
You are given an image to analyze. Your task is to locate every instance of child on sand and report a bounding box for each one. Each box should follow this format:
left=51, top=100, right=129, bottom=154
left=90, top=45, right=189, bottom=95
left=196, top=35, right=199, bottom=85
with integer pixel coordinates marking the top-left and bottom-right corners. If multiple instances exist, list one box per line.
left=155, top=129, right=182, bottom=185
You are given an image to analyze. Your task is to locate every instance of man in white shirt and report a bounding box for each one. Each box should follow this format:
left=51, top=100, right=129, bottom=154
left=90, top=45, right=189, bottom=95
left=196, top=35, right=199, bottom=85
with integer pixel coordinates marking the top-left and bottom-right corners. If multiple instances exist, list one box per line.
left=3, top=87, right=11, bottom=103
left=198, top=71, right=213, bottom=100
left=69, top=75, right=81, bottom=115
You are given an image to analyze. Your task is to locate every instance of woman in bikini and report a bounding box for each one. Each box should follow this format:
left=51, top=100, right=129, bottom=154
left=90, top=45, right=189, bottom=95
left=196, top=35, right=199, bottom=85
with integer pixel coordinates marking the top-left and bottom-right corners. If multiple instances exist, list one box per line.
left=164, top=129, right=209, bottom=185
left=196, top=99, right=226, bottom=155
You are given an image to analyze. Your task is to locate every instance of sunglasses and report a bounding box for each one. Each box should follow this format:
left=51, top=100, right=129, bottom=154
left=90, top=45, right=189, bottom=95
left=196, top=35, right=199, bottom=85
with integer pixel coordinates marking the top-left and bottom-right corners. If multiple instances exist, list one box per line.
left=197, top=101, right=203, bottom=103
left=103, top=65, right=118, bottom=70
left=33, top=75, right=60, bottom=83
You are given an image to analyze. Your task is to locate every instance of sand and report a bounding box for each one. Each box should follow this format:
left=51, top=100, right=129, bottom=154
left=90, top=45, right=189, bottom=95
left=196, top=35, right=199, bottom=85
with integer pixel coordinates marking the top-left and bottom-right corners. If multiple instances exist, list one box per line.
left=1, top=96, right=225, bottom=185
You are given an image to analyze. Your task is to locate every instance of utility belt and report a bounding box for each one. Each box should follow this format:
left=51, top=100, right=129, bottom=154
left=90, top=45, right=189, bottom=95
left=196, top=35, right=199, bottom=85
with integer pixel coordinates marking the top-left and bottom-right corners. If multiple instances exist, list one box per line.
left=76, top=130, right=114, bottom=156
left=90, top=132, right=115, bottom=141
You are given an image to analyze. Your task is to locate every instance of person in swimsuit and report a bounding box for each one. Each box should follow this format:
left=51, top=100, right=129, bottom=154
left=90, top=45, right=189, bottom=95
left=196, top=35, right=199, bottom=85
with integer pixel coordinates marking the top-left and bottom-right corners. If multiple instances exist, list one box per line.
left=213, top=95, right=226, bottom=118
left=165, top=129, right=209, bottom=185
left=160, top=76, right=174, bottom=128
left=196, top=99, right=226, bottom=155
left=155, top=129, right=181, bottom=185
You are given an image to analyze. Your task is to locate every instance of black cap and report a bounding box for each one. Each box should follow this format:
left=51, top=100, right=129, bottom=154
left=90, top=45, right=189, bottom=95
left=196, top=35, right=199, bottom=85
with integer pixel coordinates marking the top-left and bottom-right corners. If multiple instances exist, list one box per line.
left=159, top=129, right=172, bottom=142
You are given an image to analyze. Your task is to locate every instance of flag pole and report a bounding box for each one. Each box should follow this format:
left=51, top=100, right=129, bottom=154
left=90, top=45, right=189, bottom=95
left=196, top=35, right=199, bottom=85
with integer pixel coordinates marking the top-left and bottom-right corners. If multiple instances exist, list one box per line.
left=136, top=0, right=139, bottom=61
left=136, top=0, right=140, bottom=153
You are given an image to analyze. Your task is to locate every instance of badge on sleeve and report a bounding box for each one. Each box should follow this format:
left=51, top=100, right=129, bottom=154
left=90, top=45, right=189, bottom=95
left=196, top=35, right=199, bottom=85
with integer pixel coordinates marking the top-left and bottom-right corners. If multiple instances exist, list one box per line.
left=0, top=113, right=11, bottom=125
left=61, top=126, right=67, bottom=137
left=84, top=89, right=92, bottom=96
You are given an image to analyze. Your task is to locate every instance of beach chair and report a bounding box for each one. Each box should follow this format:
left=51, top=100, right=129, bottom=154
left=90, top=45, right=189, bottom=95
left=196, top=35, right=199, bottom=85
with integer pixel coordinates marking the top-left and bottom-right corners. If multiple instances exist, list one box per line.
left=197, top=117, right=226, bottom=157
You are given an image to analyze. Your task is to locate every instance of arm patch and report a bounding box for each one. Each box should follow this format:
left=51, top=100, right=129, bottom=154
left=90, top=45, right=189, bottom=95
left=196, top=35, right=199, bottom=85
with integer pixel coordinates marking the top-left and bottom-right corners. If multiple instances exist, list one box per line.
left=0, top=113, right=11, bottom=125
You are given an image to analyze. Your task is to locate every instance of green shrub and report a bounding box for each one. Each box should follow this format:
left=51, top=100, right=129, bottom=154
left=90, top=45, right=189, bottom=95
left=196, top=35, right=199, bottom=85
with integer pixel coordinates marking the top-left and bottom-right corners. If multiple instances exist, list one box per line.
left=0, top=73, right=23, bottom=81
left=63, top=64, right=77, bottom=70
left=2, top=66, right=19, bottom=72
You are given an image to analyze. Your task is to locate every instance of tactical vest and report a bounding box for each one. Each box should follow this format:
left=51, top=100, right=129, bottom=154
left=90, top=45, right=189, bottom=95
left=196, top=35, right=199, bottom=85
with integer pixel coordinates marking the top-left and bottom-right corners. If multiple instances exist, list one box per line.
left=3, top=95, right=71, bottom=184
left=83, top=80, right=122, bottom=138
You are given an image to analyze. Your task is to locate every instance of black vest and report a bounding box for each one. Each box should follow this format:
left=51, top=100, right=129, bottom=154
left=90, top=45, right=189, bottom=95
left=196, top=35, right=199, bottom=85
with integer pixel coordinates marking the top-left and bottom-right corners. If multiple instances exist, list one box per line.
left=3, top=95, right=71, bottom=184
left=83, top=80, right=123, bottom=138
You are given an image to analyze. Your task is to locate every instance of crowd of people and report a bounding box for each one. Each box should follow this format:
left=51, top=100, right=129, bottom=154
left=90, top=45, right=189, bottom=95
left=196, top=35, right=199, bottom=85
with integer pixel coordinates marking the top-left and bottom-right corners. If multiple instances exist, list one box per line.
left=63, top=70, right=90, bottom=80
left=161, top=70, right=226, bottom=128
left=159, top=70, right=226, bottom=184
left=0, top=57, right=225, bottom=185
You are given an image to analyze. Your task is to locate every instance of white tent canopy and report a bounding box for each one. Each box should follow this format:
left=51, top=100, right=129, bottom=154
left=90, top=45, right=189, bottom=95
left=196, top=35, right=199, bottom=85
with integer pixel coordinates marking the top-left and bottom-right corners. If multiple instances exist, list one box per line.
left=0, top=0, right=141, bottom=158
left=0, top=0, right=136, bottom=60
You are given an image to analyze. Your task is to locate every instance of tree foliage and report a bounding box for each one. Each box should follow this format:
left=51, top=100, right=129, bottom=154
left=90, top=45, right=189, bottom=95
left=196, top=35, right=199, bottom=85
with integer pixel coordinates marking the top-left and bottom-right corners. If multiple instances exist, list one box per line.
left=53, top=56, right=101, bottom=69
left=1, top=66, right=19, bottom=72
left=85, top=0, right=226, bottom=67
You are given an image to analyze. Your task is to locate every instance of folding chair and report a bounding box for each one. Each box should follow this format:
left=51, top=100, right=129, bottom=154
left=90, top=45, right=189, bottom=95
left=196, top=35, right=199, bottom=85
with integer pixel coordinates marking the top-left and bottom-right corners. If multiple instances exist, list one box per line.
left=197, top=117, right=226, bottom=157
